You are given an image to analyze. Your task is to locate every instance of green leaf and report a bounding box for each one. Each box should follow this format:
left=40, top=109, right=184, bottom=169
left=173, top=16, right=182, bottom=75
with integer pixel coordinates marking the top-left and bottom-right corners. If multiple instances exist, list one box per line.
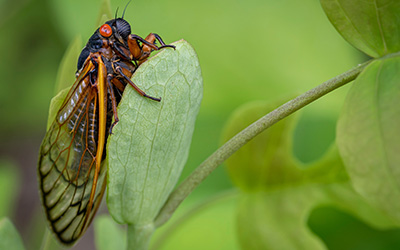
left=45, top=87, right=69, bottom=130
left=321, top=0, right=400, bottom=58
left=96, top=0, right=112, bottom=26
left=54, top=36, right=82, bottom=94
left=0, top=161, right=19, bottom=218
left=337, top=56, right=400, bottom=223
left=237, top=182, right=395, bottom=250
left=233, top=146, right=397, bottom=250
left=94, top=215, right=127, bottom=250
left=0, top=218, right=25, bottom=250
left=46, top=36, right=82, bottom=129
left=46, top=35, right=82, bottom=131
left=46, top=36, right=83, bottom=130
left=107, top=40, right=203, bottom=225
left=222, top=99, right=300, bottom=191
left=222, top=99, right=349, bottom=190
left=222, top=99, right=397, bottom=250
left=49, top=0, right=112, bottom=41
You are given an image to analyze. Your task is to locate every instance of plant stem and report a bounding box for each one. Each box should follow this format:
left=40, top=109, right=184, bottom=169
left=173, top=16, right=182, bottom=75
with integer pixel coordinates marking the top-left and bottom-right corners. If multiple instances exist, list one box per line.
left=127, top=223, right=155, bottom=250
left=154, top=60, right=372, bottom=227
left=40, top=228, right=53, bottom=250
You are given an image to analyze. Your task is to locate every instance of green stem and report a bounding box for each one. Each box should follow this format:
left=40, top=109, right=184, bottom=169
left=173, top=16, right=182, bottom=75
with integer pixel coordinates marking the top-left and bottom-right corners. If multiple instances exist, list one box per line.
left=127, top=223, right=155, bottom=250
left=40, top=228, right=53, bottom=250
left=153, top=60, right=372, bottom=227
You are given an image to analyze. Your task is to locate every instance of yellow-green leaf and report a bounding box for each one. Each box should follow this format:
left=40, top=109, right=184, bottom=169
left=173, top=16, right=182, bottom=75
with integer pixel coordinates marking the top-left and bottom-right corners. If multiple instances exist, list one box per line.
left=337, top=56, right=400, bottom=223
left=321, top=0, right=400, bottom=57
left=107, top=40, right=203, bottom=225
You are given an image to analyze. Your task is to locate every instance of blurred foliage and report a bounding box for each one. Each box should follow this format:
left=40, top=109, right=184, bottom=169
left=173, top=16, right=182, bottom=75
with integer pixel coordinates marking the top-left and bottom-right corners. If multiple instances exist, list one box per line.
left=0, top=218, right=25, bottom=250
left=309, top=207, right=400, bottom=250
left=94, top=215, right=126, bottom=250
left=222, top=99, right=301, bottom=191
left=0, top=161, right=19, bottom=218
left=2, top=0, right=400, bottom=249
left=221, top=99, right=397, bottom=249
left=53, top=36, right=82, bottom=94
left=151, top=193, right=239, bottom=250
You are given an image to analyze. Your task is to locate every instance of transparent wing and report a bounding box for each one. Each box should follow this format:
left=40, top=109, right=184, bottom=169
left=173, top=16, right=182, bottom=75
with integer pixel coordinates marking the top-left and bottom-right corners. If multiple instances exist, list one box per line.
left=38, top=60, right=107, bottom=245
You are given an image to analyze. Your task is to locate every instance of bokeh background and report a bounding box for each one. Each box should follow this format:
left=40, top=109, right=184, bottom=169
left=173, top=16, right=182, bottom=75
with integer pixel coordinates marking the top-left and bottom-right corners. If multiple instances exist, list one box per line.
left=1, top=0, right=400, bottom=249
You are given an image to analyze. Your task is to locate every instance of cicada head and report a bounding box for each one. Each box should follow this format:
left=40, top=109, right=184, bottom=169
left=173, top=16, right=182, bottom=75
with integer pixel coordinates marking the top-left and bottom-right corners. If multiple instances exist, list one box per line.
left=115, top=18, right=131, bottom=39
left=103, top=18, right=131, bottom=42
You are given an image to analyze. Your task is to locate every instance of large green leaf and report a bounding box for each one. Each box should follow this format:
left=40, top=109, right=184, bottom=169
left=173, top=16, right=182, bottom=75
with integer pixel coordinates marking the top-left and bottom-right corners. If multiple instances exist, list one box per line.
left=107, top=40, right=203, bottom=225
left=223, top=100, right=397, bottom=250
left=321, top=0, right=400, bottom=58
left=337, top=56, right=400, bottom=223
left=0, top=218, right=25, bottom=250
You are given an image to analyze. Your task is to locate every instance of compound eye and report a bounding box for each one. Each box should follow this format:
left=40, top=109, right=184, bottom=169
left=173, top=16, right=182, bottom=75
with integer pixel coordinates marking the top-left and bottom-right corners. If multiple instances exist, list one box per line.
left=99, top=24, right=112, bottom=37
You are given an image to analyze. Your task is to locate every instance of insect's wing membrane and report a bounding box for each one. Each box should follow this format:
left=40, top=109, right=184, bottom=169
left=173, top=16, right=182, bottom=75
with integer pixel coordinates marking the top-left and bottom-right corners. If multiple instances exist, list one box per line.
left=38, top=61, right=107, bottom=245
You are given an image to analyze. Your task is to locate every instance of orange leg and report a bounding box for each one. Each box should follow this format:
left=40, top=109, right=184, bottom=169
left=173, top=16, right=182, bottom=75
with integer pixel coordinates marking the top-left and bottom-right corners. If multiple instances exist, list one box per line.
left=115, top=66, right=161, bottom=102
left=127, top=33, right=175, bottom=65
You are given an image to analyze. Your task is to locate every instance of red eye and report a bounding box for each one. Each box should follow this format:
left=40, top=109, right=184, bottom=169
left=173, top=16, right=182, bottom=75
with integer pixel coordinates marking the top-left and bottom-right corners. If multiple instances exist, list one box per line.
left=99, top=24, right=112, bottom=37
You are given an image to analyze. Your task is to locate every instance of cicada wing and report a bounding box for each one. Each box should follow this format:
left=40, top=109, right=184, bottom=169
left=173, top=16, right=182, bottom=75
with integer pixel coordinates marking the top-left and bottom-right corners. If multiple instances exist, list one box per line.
left=38, top=59, right=107, bottom=245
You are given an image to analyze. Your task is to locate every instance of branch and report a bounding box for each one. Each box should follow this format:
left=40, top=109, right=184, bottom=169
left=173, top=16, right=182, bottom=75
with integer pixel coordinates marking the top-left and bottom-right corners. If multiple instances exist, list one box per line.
left=154, top=60, right=372, bottom=227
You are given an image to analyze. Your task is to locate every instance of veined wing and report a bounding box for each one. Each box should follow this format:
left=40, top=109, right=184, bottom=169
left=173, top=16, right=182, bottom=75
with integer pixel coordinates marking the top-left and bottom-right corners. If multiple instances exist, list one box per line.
left=38, top=56, right=108, bottom=245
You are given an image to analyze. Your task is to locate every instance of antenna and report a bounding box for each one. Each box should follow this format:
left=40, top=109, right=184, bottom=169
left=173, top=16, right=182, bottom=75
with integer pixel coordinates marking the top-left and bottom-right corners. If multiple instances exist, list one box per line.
left=115, top=7, right=119, bottom=19
left=122, top=0, right=132, bottom=19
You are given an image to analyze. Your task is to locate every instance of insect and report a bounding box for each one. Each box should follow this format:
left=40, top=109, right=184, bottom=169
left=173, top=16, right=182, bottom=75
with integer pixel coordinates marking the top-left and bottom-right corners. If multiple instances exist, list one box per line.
left=37, top=15, right=175, bottom=245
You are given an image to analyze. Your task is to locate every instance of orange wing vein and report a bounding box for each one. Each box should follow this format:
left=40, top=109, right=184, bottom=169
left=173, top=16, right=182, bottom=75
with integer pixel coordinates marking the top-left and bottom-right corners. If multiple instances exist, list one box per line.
left=38, top=55, right=108, bottom=245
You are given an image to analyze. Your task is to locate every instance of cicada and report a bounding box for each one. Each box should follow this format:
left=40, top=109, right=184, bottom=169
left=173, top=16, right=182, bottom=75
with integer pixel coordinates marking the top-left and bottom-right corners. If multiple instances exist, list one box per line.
left=37, top=17, right=174, bottom=245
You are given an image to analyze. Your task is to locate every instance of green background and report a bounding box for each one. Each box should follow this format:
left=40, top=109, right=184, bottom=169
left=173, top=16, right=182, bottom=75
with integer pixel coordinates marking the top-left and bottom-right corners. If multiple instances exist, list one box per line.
left=1, top=0, right=400, bottom=249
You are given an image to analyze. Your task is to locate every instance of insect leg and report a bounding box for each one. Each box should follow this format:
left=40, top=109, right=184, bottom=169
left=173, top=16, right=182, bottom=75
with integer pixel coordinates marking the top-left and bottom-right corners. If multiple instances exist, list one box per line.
left=115, top=66, right=161, bottom=102
left=107, top=75, right=120, bottom=134
left=128, top=33, right=175, bottom=65
left=111, top=42, right=132, bottom=62
left=150, top=33, right=176, bottom=49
